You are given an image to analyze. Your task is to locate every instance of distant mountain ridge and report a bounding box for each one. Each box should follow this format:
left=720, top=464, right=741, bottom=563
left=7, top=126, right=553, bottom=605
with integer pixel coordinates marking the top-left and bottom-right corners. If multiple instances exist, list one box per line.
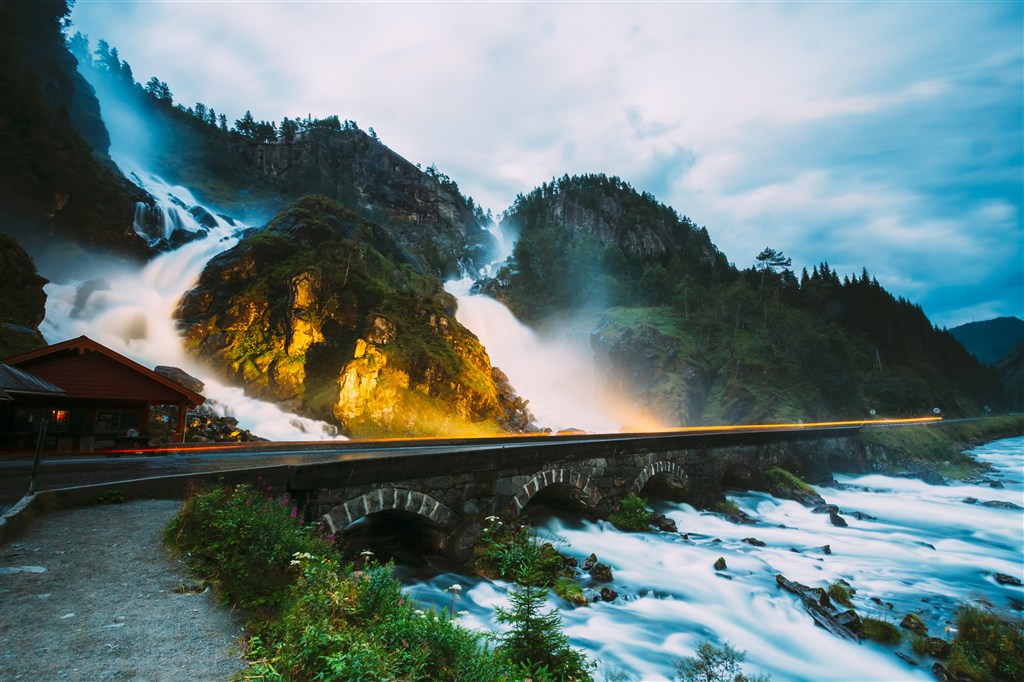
left=949, top=316, right=1024, bottom=365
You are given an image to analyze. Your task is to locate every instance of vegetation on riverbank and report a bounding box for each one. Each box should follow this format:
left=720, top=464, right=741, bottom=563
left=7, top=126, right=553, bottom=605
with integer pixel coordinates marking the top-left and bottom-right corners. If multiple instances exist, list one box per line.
left=855, top=415, right=1024, bottom=479
left=164, top=484, right=598, bottom=680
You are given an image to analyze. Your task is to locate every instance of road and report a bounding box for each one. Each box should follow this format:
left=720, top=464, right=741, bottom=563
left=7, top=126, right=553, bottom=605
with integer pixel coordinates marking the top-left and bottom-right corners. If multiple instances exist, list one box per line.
left=0, top=417, right=938, bottom=511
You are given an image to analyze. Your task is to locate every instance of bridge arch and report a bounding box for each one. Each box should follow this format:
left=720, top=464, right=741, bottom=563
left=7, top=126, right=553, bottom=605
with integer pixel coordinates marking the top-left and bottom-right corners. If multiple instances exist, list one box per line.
left=630, top=460, right=688, bottom=496
left=510, top=468, right=603, bottom=516
left=322, top=487, right=459, bottom=534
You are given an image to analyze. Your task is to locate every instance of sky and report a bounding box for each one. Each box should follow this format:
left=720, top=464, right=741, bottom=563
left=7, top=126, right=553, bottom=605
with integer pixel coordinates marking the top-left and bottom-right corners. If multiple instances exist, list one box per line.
left=69, top=1, right=1023, bottom=329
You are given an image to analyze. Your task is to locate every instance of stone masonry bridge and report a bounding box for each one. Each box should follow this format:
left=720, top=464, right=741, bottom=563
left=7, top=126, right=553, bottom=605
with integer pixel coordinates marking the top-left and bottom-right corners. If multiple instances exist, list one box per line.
left=285, top=425, right=889, bottom=559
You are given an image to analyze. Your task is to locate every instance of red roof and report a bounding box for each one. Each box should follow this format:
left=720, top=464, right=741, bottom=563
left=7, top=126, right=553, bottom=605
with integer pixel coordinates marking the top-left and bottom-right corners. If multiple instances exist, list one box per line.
left=3, top=336, right=205, bottom=405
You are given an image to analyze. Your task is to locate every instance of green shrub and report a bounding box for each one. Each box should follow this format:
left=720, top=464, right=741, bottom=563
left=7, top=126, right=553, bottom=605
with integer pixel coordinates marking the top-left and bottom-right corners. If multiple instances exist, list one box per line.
left=675, top=640, right=771, bottom=681
left=495, top=568, right=594, bottom=681
left=947, top=605, right=1024, bottom=682
left=861, top=617, right=902, bottom=645
left=164, top=482, right=335, bottom=612
left=474, top=516, right=564, bottom=585
left=250, top=555, right=508, bottom=681
left=608, top=493, right=654, bottom=532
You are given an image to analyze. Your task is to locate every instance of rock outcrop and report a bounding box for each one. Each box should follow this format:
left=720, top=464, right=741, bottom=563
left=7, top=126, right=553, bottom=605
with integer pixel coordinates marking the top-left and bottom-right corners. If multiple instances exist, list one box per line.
left=0, top=235, right=48, bottom=358
left=176, top=195, right=522, bottom=438
left=591, top=309, right=711, bottom=426
left=235, top=128, right=493, bottom=277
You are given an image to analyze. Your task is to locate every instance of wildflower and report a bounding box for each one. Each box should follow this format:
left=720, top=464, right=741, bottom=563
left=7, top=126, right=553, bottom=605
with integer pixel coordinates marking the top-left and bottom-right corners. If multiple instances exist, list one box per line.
left=457, top=610, right=469, bottom=617
left=360, top=549, right=374, bottom=557
left=446, top=583, right=462, bottom=592
left=290, top=506, right=298, bottom=519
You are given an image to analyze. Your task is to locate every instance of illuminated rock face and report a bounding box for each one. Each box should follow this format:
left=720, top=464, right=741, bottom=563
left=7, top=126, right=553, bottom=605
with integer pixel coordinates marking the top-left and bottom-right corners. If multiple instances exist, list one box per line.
left=177, top=195, right=523, bottom=438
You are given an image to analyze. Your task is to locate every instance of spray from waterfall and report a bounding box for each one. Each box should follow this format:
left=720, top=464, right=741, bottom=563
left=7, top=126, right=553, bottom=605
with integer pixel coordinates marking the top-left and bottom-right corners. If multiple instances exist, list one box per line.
left=40, top=160, right=341, bottom=441
left=446, top=221, right=652, bottom=434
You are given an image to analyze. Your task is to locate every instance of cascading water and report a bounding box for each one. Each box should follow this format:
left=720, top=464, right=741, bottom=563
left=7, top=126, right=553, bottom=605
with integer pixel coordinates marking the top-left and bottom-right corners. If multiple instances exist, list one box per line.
left=40, top=159, right=342, bottom=441
left=445, top=222, right=632, bottom=434
left=399, top=436, right=1023, bottom=681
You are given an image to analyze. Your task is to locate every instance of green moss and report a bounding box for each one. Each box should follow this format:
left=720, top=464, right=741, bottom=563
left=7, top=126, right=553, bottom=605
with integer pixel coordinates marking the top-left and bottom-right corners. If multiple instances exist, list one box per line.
left=554, top=577, right=589, bottom=607
left=861, top=617, right=903, bottom=645
left=764, top=467, right=817, bottom=496
left=713, top=499, right=741, bottom=516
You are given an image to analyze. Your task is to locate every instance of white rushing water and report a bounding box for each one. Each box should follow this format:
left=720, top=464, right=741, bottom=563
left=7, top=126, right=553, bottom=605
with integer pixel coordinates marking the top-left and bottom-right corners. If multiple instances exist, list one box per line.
left=39, top=160, right=341, bottom=441
left=445, top=220, right=637, bottom=434
left=400, top=437, right=1024, bottom=681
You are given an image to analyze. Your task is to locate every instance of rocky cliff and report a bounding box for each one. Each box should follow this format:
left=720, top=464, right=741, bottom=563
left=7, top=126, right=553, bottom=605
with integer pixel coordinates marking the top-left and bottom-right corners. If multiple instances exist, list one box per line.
left=176, top=195, right=529, bottom=438
left=0, top=234, right=48, bottom=358
left=234, top=128, right=492, bottom=277
left=0, top=0, right=149, bottom=267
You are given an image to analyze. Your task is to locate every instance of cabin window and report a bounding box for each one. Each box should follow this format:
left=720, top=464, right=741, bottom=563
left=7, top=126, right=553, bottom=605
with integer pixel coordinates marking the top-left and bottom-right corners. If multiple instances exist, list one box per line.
left=14, top=408, right=70, bottom=433
left=94, top=410, right=142, bottom=434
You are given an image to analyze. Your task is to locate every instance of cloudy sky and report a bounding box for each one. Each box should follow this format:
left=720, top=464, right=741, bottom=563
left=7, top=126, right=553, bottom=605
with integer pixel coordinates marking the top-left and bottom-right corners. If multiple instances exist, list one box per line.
left=70, top=1, right=1022, bottom=329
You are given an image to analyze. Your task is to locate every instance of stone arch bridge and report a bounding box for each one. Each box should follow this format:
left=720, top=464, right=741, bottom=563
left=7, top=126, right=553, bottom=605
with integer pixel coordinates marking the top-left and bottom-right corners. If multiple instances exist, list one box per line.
left=285, top=427, right=875, bottom=559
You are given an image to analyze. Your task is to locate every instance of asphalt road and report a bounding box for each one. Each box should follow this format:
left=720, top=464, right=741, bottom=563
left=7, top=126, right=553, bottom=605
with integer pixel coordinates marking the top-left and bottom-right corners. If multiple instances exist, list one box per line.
left=0, top=418, right=940, bottom=512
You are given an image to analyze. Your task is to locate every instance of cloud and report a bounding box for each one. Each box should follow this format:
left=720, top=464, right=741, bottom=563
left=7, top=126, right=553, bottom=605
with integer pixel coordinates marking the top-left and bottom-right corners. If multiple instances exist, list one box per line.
left=69, top=1, right=1022, bottom=328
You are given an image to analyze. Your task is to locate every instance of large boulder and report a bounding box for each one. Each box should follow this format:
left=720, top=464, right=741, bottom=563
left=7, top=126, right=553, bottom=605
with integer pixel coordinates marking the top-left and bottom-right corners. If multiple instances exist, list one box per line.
left=175, top=195, right=514, bottom=438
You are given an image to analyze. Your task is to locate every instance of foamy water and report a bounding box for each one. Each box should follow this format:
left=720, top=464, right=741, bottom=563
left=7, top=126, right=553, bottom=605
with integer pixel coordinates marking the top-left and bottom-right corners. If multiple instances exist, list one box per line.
left=39, top=161, right=342, bottom=441
left=401, top=436, right=1024, bottom=681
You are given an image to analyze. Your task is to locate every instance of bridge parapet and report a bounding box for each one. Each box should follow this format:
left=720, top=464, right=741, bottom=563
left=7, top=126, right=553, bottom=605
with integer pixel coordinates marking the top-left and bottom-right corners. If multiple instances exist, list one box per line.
left=297, top=429, right=867, bottom=560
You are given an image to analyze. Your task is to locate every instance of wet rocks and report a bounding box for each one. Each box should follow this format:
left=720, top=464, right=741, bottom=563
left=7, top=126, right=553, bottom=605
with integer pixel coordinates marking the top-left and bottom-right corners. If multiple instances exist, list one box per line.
left=599, top=587, right=618, bottom=602
left=153, top=366, right=205, bottom=394
left=742, top=537, right=766, bottom=547
left=994, top=573, right=1023, bottom=586
left=829, top=511, right=849, bottom=527
left=651, top=512, right=678, bottom=533
left=582, top=554, right=614, bottom=582
left=775, top=574, right=860, bottom=641
left=900, top=612, right=928, bottom=635
left=714, top=557, right=727, bottom=571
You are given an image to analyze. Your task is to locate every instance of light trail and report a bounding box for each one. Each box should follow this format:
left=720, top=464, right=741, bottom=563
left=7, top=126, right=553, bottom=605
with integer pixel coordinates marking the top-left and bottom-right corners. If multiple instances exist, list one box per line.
left=95, top=416, right=943, bottom=456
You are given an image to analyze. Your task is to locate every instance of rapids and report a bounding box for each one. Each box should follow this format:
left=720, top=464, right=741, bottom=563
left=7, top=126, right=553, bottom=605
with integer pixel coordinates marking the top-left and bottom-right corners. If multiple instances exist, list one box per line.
left=38, top=160, right=341, bottom=441
left=397, top=436, right=1024, bottom=681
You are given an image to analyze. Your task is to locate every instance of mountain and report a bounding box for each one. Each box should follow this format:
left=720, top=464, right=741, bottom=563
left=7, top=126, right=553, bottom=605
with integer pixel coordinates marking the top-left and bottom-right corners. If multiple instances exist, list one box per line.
left=949, top=317, right=1024, bottom=365
left=74, top=51, right=494, bottom=279
left=0, top=2, right=1007, bottom=435
left=484, top=176, right=1006, bottom=425
left=176, top=195, right=531, bottom=438
left=0, top=0, right=149, bottom=269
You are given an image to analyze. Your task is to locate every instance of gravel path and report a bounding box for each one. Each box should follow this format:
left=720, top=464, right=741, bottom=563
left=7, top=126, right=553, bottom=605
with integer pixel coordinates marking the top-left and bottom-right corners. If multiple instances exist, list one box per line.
left=0, top=500, right=247, bottom=681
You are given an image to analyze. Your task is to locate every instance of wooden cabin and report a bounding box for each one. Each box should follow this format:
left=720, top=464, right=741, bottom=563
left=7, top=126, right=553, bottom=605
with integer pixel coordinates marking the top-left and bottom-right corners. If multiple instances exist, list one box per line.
left=0, top=336, right=205, bottom=454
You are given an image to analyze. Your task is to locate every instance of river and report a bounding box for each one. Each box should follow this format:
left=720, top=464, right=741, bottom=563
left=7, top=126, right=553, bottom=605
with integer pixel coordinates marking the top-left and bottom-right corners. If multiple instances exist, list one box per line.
left=396, top=436, right=1023, bottom=681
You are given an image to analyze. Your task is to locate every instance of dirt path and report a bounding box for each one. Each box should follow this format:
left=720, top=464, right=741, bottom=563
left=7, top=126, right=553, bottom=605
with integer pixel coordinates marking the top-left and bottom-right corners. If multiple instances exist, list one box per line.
left=0, top=499, right=247, bottom=681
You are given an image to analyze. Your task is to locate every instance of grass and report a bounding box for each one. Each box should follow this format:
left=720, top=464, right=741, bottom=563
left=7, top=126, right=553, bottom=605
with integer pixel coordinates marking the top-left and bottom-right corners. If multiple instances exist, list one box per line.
left=827, top=581, right=854, bottom=608
left=856, top=416, right=1023, bottom=479
left=862, top=617, right=903, bottom=645
left=713, top=498, right=742, bottom=516
left=946, top=605, right=1024, bottom=682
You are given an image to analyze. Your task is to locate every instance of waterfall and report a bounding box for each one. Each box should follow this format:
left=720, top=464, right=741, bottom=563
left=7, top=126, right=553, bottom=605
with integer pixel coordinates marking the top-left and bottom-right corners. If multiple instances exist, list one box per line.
left=39, top=158, right=342, bottom=442
left=445, top=221, right=634, bottom=434
left=398, top=436, right=1024, bottom=681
